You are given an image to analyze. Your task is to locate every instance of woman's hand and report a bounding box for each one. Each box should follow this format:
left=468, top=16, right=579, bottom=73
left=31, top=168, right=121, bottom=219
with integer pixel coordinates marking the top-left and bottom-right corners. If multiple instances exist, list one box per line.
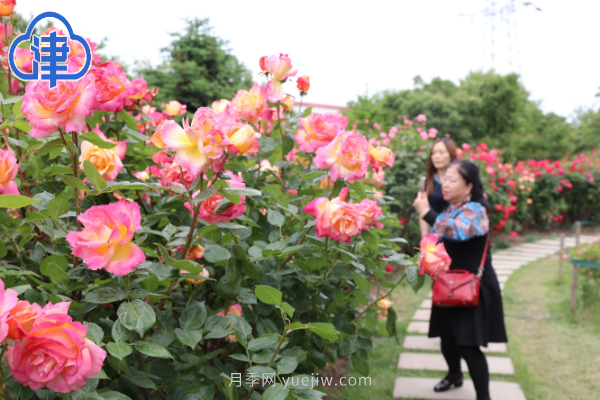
left=412, top=191, right=430, bottom=215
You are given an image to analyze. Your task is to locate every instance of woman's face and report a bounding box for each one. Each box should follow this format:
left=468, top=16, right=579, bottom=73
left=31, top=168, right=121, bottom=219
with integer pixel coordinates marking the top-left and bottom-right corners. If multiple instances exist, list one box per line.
left=442, top=165, right=473, bottom=204
left=431, top=142, right=452, bottom=170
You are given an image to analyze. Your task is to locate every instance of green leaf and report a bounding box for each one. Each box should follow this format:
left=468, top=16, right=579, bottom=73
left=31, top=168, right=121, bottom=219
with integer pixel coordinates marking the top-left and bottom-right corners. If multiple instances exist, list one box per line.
left=182, top=386, right=215, bottom=400
left=83, top=160, right=107, bottom=190
left=300, top=106, right=313, bottom=118
left=0, top=240, right=6, bottom=258
left=0, top=195, right=37, bottom=208
left=351, top=349, right=370, bottom=376
left=217, top=259, right=242, bottom=299
left=62, top=176, right=88, bottom=191
left=280, top=302, right=295, bottom=318
left=33, top=138, right=65, bottom=156
left=112, top=320, right=135, bottom=342
left=13, top=120, right=31, bottom=133
left=134, top=341, right=173, bottom=359
left=386, top=306, right=399, bottom=344
left=264, top=184, right=288, bottom=208
left=84, top=322, right=104, bottom=344
left=99, top=391, right=132, bottom=400
left=0, top=211, right=18, bottom=227
left=203, top=245, right=231, bottom=263
left=117, top=300, right=156, bottom=337
left=107, top=342, right=132, bottom=359
left=301, top=171, right=323, bottom=181
left=40, top=254, right=68, bottom=275
left=45, top=197, right=70, bottom=220
left=351, top=272, right=371, bottom=294
left=406, top=265, right=425, bottom=294
left=175, top=328, right=203, bottom=350
left=267, top=208, right=285, bottom=227
left=12, top=100, right=23, bottom=118
left=49, top=165, right=74, bottom=175
left=255, top=285, right=282, bottom=305
left=173, top=259, right=203, bottom=274
left=220, top=373, right=239, bottom=400
left=47, top=264, right=69, bottom=290
left=241, top=260, right=260, bottom=280
left=247, top=335, right=280, bottom=351
left=231, top=244, right=247, bottom=261
left=349, top=181, right=367, bottom=200
left=214, top=198, right=232, bottom=213
left=117, top=110, right=140, bottom=132
left=85, top=287, right=128, bottom=304
left=276, top=356, right=298, bottom=375
left=79, top=132, right=117, bottom=149
left=122, top=370, right=156, bottom=389
left=262, top=383, right=289, bottom=400
left=307, top=323, right=339, bottom=342
left=0, top=95, right=23, bottom=105
left=190, top=188, right=218, bottom=204
left=361, top=230, right=378, bottom=246
left=227, top=314, right=252, bottom=337
left=221, top=187, right=262, bottom=197
left=179, top=303, right=207, bottom=330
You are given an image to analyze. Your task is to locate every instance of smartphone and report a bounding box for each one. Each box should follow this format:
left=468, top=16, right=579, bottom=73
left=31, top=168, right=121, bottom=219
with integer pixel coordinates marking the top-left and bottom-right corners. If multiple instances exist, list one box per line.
left=419, top=176, right=426, bottom=192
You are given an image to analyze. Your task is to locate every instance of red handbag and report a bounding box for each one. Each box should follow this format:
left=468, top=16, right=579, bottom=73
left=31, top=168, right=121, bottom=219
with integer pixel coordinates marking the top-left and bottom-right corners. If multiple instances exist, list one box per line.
left=431, top=233, right=490, bottom=308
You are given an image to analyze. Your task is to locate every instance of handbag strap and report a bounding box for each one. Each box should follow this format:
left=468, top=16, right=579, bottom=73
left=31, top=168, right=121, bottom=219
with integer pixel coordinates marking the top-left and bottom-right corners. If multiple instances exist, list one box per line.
left=476, top=233, right=490, bottom=279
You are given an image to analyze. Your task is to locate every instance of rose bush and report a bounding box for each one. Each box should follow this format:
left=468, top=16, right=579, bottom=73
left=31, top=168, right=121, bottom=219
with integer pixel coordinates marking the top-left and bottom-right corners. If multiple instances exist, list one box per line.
left=0, top=12, right=429, bottom=400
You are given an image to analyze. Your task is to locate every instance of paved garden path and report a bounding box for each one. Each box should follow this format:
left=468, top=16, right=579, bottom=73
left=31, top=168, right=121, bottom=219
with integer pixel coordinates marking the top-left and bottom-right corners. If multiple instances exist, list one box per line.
left=392, top=235, right=598, bottom=400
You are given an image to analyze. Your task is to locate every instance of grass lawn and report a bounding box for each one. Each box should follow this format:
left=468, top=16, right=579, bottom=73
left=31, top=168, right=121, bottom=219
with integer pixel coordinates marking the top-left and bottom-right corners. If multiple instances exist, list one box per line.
left=330, top=256, right=600, bottom=400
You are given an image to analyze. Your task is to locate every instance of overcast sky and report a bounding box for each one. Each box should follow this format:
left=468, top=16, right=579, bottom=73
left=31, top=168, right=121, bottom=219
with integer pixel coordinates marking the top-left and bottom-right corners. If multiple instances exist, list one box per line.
left=15, top=0, right=600, bottom=120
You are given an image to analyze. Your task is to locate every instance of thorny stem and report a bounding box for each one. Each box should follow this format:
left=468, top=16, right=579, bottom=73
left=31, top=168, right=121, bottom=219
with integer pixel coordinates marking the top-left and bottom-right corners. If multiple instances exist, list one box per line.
left=351, top=271, right=407, bottom=324
left=59, top=129, right=80, bottom=268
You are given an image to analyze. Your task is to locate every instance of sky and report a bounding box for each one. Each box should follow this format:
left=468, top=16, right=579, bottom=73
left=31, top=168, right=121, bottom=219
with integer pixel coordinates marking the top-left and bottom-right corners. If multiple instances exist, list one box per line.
left=14, top=0, right=600, bottom=120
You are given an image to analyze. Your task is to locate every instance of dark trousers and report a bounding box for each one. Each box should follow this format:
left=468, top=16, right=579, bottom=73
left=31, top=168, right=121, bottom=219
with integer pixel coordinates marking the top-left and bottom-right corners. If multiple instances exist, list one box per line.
left=441, top=335, right=490, bottom=400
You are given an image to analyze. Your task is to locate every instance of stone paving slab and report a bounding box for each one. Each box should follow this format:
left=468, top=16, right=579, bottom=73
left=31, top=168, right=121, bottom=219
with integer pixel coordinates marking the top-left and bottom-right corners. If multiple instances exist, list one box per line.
left=413, top=309, right=431, bottom=321
left=393, top=377, right=526, bottom=399
left=420, top=299, right=432, bottom=309
left=403, top=335, right=507, bottom=353
left=497, top=275, right=509, bottom=283
left=398, top=353, right=515, bottom=375
left=495, top=269, right=513, bottom=276
left=499, top=282, right=505, bottom=290
left=536, top=239, right=572, bottom=246
left=407, top=321, right=429, bottom=334
left=515, top=245, right=559, bottom=253
left=501, top=248, right=555, bottom=256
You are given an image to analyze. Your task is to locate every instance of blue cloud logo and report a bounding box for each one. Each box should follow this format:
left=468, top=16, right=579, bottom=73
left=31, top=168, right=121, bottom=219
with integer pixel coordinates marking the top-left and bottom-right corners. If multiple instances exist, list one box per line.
left=9, top=11, right=92, bottom=88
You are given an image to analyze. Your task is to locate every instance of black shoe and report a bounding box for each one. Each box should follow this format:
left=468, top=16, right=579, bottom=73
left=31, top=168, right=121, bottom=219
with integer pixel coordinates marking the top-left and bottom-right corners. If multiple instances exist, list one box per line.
left=433, top=373, right=463, bottom=392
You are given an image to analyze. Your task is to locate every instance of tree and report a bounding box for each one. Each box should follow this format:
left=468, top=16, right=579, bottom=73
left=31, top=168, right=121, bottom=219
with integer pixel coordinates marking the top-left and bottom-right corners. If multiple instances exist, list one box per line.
left=137, top=18, right=252, bottom=112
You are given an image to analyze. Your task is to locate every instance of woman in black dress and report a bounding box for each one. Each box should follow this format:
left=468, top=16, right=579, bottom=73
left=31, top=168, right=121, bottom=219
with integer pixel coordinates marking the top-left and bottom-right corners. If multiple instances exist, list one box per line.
left=418, top=138, right=457, bottom=237
left=412, top=159, right=507, bottom=400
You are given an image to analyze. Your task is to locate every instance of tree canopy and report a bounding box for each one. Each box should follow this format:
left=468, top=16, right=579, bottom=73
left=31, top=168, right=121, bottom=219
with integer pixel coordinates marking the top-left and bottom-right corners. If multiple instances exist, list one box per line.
left=137, top=18, right=253, bottom=112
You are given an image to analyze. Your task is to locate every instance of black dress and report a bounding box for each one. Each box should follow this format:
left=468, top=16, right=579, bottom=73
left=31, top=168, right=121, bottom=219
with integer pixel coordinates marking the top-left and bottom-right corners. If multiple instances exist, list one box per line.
left=423, top=210, right=508, bottom=347
left=428, top=176, right=448, bottom=214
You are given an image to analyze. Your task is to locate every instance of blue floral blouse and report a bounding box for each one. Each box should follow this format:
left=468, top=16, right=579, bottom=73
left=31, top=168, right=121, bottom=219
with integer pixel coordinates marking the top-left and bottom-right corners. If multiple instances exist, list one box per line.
left=432, top=200, right=489, bottom=241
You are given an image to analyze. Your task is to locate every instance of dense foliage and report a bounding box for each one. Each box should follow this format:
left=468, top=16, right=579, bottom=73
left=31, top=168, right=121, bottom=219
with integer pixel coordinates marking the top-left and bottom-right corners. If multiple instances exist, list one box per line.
left=137, top=18, right=253, bottom=114
left=345, top=72, right=598, bottom=162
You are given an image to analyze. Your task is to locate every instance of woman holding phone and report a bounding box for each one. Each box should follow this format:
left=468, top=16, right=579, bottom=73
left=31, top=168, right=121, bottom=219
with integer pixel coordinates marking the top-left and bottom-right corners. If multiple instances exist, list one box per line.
left=415, top=138, right=458, bottom=237
left=412, top=159, right=507, bottom=400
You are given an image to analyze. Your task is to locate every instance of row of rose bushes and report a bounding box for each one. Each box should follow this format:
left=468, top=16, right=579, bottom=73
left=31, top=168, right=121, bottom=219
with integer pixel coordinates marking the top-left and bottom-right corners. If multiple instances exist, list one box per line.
left=0, top=10, right=429, bottom=400
left=354, top=115, right=600, bottom=247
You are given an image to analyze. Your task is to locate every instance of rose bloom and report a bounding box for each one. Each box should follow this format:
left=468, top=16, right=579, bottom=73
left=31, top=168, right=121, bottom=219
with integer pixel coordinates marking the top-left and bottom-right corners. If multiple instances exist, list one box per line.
left=217, top=303, right=243, bottom=317
left=0, top=278, right=18, bottom=342
left=369, top=145, right=395, bottom=171
left=66, top=199, right=145, bottom=275
left=162, top=100, right=187, bottom=117
left=303, top=188, right=366, bottom=243
left=354, top=198, right=384, bottom=230
left=0, top=0, right=15, bottom=16
left=79, top=129, right=127, bottom=181
left=225, top=124, right=261, bottom=156
left=6, top=301, right=41, bottom=341
left=297, top=75, right=310, bottom=92
left=377, top=298, right=392, bottom=319
left=285, top=148, right=310, bottom=167
left=161, top=107, right=232, bottom=175
left=419, top=234, right=451, bottom=281
left=186, top=180, right=246, bottom=224
left=181, top=267, right=210, bottom=285
left=150, top=121, right=166, bottom=148
left=314, top=131, right=370, bottom=183
left=14, top=48, right=33, bottom=73
left=295, top=112, right=349, bottom=153
left=22, top=76, right=98, bottom=138
left=227, top=83, right=268, bottom=123
left=211, top=99, right=231, bottom=113
left=125, top=77, right=156, bottom=108
left=91, top=61, right=133, bottom=113
left=178, top=244, right=205, bottom=260
left=6, top=303, right=106, bottom=393
left=0, top=148, right=19, bottom=195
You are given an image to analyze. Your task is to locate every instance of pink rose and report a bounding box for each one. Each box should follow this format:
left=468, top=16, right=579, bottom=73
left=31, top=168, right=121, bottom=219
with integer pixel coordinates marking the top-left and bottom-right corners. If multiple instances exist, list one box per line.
left=297, top=75, right=310, bottom=93
left=125, top=77, right=156, bottom=107
left=91, top=61, right=133, bottom=113
left=6, top=300, right=41, bottom=341
left=66, top=199, right=145, bottom=275
left=416, top=114, right=427, bottom=123
left=295, top=112, right=349, bottom=153
left=419, top=234, right=451, bottom=281
left=177, top=244, right=205, bottom=260
left=314, top=131, right=370, bottom=183
left=369, top=145, right=395, bottom=172
left=303, top=188, right=366, bottom=243
left=354, top=198, right=383, bottom=230
left=0, top=148, right=19, bottom=195
left=186, top=180, right=246, bottom=224
left=0, top=278, right=18, bottom=342
left=162, top=100, right=188, bottom=117
left=227, top=83, right=268, bottom=124
left=79, top=128, right=127, bottom=181
left=211, top=99, right=231, bottom=113
left=217, top=303, right=243, bottom=317
left=6, top=303, right=106, bottom=393
left=21, top=76, right=98, bottom=138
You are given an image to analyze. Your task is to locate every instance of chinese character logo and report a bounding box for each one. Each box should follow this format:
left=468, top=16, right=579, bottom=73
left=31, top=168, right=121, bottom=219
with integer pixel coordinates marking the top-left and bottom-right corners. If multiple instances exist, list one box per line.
left=9, top=11, right=92, bottom=88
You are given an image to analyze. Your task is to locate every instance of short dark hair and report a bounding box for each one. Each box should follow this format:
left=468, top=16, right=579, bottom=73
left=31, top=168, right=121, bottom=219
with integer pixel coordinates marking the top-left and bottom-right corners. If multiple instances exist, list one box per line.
left=447, top=159, right=491, bottom=212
